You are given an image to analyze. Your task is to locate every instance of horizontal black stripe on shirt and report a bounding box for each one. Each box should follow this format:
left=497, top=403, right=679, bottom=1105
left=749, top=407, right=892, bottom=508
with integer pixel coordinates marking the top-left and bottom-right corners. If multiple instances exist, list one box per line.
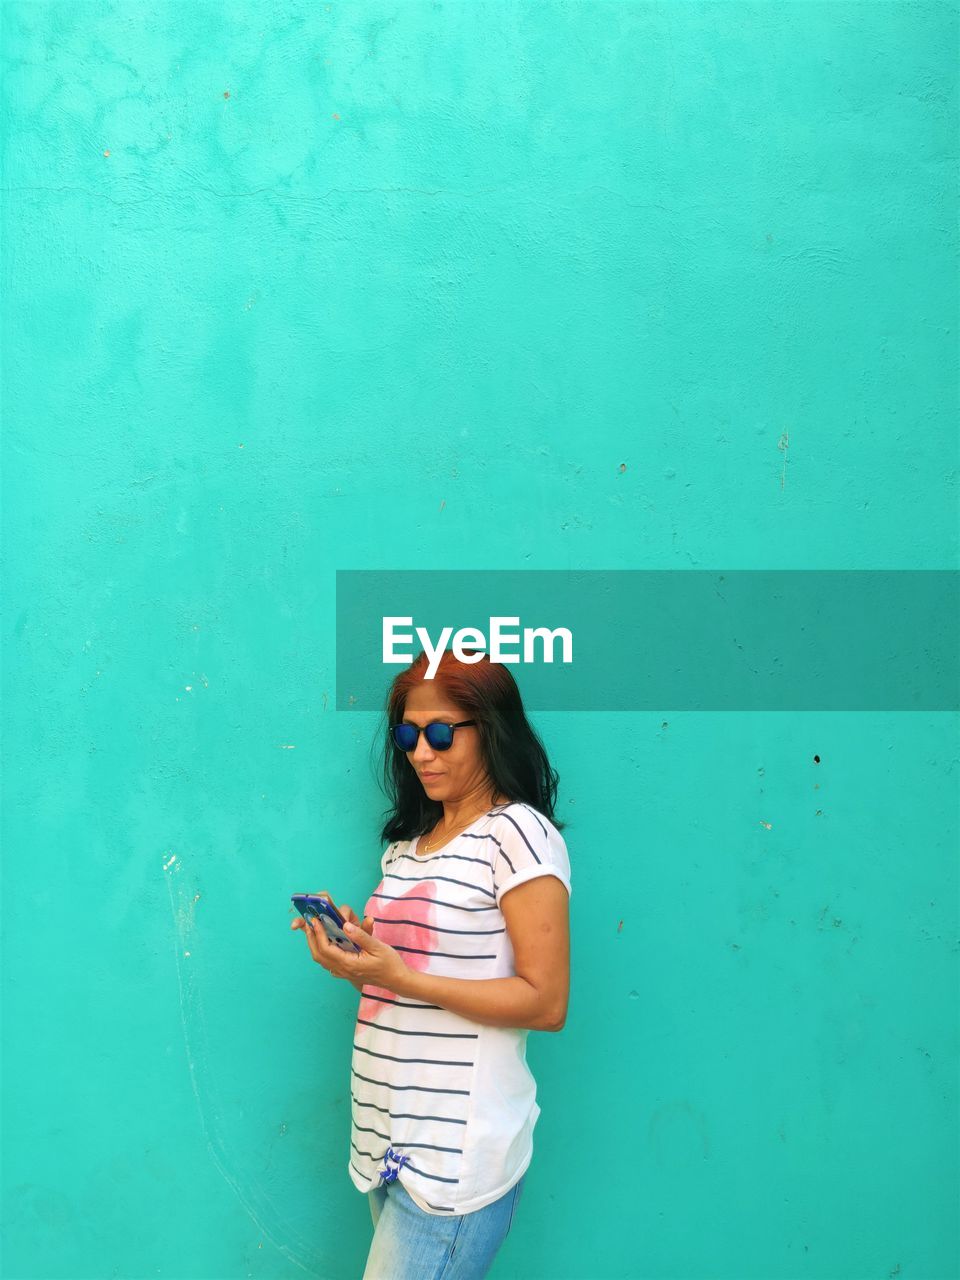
left=460, top=826, right=537, bottom=882
left=371, top=891, right=500, bottom=914
left=347, top=1160, right=457, bottom=1213
left=402, top=1159, right=461, bottom=1185
left=353, top=1141, right=463, bottom=1187
left=387, top=806, right=512, bottom=860
left=458, top=830, right=506, bottom=846
left=392, top=944, right=498, bottom=960
left=384, top=871, right=497, bottom=900
left=351, top=1095, right=467, bottom=1125
left=353, top=1122, right=391, bottom=1144
left=352, top=1142, right=395, bottom=1167
left=359, top=990, right=444, bottom=1010
left=351, top=1141, right=463, bottom=1172
left=352, top=1129, right=464, bottom=1157
left=353, top=1043, right=475, bottom=1069
left=356, top=1017, right=478, bottom=1040
left=351, top=1142, right=384, bottom=1162
left=410, top=828, right=523, bottom=879
left=352, top=1144, right=461, bottom=1187
left=352, top=1067, right=471, bottom=1096
left=393, top=850, right=496, bottom=871
left=372, top=917, right=506, bottom=936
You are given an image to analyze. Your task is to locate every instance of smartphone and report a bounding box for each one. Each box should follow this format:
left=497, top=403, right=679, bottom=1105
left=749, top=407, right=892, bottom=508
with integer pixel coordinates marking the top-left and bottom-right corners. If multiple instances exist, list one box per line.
left=291, top=893, right=363, bottom=954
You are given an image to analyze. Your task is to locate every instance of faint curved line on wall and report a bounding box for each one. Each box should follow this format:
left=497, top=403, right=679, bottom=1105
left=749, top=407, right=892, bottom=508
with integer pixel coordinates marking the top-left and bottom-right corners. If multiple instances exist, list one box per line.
left=163, top=855, right=325, bottom=1278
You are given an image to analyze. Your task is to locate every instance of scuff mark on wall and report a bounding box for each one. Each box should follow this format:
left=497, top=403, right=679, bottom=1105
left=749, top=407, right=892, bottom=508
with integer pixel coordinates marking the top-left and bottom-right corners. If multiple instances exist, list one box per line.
left=778, top=431, right=790, bottom=489
left=162, top=855, right=325, bottom=1277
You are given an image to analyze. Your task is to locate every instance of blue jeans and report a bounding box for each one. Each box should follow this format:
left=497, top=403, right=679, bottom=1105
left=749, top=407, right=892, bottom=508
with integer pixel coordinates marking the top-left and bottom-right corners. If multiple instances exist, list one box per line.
left=362, top=1173, right=526, bottom=1280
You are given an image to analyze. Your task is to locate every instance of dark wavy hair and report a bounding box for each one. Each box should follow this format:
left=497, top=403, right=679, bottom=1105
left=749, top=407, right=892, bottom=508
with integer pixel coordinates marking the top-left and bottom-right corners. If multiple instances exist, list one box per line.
left=372, top=649, right=565, bottom=844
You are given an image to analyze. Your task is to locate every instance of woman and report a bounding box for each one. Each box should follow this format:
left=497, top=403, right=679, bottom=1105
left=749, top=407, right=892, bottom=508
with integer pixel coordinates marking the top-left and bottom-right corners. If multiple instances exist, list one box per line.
left=291, top=648, right=572, bottom=1279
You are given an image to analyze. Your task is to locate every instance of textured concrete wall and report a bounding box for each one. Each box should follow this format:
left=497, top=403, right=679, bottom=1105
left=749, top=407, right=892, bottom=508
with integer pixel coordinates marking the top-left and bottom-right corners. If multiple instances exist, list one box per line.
left=2, top=2, right=957, bottom=1278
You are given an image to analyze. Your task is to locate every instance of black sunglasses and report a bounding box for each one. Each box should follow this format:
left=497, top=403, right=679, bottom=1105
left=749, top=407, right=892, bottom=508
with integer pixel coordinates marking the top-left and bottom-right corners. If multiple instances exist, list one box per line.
left=390, top=720, right=476, bottom=752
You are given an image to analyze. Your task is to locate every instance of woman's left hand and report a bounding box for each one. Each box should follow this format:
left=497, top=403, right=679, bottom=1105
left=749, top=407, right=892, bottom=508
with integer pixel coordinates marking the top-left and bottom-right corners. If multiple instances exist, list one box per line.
left=301, top=916, right=410, bottom=992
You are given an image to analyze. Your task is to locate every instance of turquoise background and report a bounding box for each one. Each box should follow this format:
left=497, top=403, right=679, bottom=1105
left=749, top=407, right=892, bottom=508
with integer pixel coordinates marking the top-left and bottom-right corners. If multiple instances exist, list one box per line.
left=2, top=3, right=957, bottom=1279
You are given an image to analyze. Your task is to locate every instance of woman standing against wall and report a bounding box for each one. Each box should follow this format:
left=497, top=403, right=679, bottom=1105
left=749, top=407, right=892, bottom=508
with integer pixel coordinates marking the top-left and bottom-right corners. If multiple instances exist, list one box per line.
left=292, top=649, right=572, bottom=1279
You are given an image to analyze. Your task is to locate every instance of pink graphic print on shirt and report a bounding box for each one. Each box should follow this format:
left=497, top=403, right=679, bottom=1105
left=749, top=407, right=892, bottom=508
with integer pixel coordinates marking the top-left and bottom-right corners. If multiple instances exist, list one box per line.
left=357, top=879, right=439, bottom=1024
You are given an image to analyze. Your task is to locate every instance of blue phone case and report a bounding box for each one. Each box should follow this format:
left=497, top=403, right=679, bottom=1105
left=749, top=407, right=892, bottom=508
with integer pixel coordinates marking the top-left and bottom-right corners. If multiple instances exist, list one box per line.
left=291, top=894, right=363, bottom=954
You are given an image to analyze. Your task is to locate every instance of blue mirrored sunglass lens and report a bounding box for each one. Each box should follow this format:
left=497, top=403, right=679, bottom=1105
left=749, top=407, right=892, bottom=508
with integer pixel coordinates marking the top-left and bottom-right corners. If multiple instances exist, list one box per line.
left=425, top=723, right=454, bottom=749
left=391, top=723, right=455, bottom=751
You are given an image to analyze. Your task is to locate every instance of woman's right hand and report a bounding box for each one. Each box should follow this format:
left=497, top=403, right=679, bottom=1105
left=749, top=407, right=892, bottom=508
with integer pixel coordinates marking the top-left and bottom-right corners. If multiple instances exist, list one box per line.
left=316, top=891, right=374, bottom=937
left=288, top=891, right=374, bottom=935
left=290, top=892, right=374, bottom=990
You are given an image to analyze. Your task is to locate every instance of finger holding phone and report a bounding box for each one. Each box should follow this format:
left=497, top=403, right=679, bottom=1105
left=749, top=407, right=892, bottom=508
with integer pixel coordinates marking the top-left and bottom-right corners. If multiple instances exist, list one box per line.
left=291, top=892, right=362, bottom=977
left=290, top=891, right=409, bottom=992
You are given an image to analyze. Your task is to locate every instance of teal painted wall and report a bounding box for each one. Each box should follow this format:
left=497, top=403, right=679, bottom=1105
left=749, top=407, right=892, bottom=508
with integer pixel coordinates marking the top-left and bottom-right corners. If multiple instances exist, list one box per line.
left=2, top=2, right=957, bottom=1279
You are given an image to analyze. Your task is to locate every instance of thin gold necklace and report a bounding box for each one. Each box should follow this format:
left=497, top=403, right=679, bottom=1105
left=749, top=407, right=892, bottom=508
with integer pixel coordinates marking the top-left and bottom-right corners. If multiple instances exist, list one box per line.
left=420, top=801, right=505, bottom=853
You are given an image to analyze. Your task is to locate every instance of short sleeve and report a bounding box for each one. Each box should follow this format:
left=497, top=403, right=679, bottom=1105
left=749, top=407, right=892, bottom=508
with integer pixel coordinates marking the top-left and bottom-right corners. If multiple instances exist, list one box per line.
left=491, top=805, right=572, bottom=908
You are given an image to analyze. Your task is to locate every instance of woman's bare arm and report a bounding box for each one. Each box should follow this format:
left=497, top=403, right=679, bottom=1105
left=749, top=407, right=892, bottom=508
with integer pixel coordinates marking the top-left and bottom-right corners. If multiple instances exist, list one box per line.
left=390, top=876, right=570, bottom=1031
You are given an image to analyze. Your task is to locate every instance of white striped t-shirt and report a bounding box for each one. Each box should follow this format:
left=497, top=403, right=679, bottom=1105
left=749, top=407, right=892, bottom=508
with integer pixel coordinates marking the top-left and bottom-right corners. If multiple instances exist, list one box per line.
left=347, top=801, right=572, bottom=1216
